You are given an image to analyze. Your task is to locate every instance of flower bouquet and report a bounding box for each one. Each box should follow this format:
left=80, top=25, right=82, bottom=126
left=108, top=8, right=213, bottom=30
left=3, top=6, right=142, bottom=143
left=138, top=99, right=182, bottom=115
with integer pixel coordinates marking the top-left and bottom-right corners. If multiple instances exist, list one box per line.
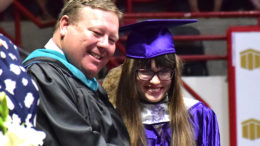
left=0, top=92, right=46, bottom=146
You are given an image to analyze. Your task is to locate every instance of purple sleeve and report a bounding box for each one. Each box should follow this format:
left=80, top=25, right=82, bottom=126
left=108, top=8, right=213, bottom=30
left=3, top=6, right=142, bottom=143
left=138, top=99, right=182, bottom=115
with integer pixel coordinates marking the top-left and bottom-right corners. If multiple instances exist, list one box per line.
left=189, top=102, right=220, bottom=146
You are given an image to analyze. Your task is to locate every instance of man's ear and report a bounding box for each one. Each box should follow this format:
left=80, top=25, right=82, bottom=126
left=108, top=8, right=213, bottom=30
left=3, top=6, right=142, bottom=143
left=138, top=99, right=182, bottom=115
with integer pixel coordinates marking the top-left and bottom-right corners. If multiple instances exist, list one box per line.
left=59, top=15, right=70, bottom=36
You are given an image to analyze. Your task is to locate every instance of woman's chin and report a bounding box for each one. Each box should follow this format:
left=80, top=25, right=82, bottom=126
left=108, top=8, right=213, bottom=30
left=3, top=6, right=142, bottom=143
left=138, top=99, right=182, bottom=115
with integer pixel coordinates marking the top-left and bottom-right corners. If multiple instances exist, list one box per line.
left=145, top=94, right=164, bottom=103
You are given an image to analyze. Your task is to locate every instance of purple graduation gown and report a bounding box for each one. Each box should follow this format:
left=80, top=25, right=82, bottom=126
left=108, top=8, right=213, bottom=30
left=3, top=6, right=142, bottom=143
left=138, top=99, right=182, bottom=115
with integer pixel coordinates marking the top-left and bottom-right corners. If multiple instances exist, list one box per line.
left=143, top=100, right=220, bottom=146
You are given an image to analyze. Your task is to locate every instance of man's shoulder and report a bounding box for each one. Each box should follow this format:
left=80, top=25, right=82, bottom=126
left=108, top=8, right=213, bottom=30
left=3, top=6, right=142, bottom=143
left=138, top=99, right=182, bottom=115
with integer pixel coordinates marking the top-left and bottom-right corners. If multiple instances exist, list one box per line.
left=24, top=57, right=67, bottom=72
left=24, top=57, right=73, bottom=82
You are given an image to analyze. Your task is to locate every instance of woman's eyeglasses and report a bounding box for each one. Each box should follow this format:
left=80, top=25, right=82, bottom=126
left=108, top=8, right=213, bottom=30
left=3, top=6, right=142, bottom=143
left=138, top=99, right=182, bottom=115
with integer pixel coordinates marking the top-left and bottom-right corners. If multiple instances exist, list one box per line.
left=136, top=69, right=174, bottom=81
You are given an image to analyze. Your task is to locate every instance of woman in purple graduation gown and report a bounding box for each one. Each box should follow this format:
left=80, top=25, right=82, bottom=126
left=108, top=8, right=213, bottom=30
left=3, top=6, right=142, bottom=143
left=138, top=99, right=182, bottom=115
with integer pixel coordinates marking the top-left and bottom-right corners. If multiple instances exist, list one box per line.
left=103, top=19, right=220, bottom=146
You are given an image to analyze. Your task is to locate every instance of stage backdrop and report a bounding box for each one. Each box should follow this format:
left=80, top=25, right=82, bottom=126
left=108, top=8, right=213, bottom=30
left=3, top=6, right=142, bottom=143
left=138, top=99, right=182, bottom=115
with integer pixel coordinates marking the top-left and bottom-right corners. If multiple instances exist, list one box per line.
left=228, top=26, right=260, bottom=146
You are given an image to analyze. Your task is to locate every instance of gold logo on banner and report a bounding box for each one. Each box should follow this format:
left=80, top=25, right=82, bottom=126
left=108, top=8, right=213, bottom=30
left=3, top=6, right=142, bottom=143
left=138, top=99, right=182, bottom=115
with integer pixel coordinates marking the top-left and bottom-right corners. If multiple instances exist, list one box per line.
left=242, top=118, right=260, bottom=140
left=240, top=49, right=260, bottom=70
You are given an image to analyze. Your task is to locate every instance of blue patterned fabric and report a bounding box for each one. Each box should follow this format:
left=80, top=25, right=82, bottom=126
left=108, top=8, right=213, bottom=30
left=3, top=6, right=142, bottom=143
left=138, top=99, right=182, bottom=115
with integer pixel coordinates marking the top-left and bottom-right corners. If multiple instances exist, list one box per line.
left=0, top=34, right=39, bottom=126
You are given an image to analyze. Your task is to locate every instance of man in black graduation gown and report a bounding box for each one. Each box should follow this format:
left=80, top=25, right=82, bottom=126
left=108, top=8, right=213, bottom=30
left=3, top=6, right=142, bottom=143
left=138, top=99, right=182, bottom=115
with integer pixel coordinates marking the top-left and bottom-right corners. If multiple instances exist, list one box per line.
left=23, top=0, right=130, bottom=145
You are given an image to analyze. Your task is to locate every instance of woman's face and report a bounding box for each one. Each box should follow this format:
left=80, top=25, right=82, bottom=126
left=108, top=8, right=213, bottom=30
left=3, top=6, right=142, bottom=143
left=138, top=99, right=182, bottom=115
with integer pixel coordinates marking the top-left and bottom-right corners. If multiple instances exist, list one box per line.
left=136, top=60, right=172, bottom=103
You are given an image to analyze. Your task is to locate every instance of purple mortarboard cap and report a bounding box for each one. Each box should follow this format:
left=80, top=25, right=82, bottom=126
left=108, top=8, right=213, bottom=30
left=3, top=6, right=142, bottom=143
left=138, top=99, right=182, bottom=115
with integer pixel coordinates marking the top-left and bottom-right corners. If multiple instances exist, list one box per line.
left=120, top=19, right=197, bottom=59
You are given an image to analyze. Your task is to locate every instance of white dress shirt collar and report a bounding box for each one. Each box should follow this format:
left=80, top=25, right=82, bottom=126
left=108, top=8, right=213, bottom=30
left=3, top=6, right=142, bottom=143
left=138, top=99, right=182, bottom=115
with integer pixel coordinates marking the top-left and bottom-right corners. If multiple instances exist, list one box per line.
left=44, top=39, right=64, bottom=55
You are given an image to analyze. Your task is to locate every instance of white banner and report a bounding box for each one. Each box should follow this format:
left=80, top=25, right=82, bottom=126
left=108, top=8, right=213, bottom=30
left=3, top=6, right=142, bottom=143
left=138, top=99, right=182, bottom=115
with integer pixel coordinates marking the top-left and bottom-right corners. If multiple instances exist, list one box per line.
left=232, top=31, right=260, bottom=146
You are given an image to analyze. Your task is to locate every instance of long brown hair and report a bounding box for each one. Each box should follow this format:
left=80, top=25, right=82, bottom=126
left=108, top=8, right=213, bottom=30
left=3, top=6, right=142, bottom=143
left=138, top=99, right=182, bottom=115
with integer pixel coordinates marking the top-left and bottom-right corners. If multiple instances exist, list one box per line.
left=115, top=53, right=195, bottom=146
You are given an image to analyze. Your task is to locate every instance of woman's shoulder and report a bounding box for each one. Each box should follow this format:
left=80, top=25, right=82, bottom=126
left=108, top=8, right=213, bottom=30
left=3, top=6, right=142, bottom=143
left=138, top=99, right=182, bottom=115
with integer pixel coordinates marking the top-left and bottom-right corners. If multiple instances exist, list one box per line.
left=184, top=97, right=217, bottom=118
left=0, top=34, right=21, bottom=60
left=183, top=98, right=220, bottom=145
left=0, top=34, right=39, bottom=126
left=183, top=97, right=200, bottom=109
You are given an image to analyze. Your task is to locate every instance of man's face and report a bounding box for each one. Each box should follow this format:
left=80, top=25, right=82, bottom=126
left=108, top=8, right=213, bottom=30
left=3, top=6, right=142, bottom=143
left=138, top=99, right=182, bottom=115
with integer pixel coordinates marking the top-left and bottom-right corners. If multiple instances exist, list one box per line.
left=60, top=7, right=119, bottom=78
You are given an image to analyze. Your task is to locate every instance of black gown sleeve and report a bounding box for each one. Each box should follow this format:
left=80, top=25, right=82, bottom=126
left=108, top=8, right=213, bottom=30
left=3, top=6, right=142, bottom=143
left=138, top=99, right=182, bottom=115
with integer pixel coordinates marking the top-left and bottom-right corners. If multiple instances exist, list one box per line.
left=25, top=61, right=127, bottom=146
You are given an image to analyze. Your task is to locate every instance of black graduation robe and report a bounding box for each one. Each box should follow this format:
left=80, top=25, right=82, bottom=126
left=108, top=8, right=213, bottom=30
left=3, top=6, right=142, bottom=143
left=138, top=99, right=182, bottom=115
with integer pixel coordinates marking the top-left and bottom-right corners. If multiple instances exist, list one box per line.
left=24, top=56, right=130, bottom=146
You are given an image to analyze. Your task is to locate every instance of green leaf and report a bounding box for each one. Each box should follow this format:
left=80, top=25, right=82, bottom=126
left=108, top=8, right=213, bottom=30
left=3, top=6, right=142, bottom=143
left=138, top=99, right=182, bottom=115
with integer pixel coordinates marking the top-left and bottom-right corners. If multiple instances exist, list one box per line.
left=0, top=92, right=9, bottom=134
left=2, top=96, right=8, bottom=121
left=0, top=117, right=7, bottom=134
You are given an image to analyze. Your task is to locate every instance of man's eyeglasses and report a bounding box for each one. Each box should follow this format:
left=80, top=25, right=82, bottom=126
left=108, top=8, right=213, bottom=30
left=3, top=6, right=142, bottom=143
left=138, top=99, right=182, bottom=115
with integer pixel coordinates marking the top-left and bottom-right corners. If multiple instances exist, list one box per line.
left=136, top=69, right=174, bottom=81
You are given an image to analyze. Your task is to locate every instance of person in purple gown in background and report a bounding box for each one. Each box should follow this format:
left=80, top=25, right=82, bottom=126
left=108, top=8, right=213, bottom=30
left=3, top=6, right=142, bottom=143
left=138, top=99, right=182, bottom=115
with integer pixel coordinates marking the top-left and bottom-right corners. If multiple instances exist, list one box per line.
left=103, top=19, right=220, bottom=146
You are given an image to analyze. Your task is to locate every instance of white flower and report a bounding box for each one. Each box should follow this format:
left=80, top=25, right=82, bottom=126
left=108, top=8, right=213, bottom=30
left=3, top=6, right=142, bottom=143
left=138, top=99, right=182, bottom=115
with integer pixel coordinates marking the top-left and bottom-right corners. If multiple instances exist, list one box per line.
left=4, top=118, right=46, bottom=146
left=0, top=132, right=8, bottom=145
left=0, top=114, right=46, bottom=146
left=0, top=92, right=46, bottom=146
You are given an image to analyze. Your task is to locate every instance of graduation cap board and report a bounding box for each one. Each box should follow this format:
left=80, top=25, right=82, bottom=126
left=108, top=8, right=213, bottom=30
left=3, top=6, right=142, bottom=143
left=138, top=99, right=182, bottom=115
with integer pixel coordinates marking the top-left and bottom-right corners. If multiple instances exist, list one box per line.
left=119, top=19, right=197, bottom=59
